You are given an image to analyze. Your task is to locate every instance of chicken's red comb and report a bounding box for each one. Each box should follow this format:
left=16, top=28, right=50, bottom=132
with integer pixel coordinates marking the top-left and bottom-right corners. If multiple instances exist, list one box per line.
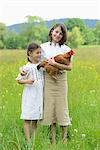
left=68, top=50, right=75, bottom=56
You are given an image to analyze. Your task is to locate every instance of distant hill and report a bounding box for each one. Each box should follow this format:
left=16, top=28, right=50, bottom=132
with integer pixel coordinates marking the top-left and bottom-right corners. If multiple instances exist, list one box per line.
left=8, top=18, right=99, bottom=32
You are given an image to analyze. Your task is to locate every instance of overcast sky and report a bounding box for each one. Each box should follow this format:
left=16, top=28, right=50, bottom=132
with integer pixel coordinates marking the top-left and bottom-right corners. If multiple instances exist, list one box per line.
left=0, top=0, right=100, bottom=26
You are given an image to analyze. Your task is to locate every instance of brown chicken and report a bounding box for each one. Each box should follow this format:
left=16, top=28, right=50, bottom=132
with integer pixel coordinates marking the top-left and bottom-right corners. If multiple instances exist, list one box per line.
left=37, top=50, right=75, bottom=79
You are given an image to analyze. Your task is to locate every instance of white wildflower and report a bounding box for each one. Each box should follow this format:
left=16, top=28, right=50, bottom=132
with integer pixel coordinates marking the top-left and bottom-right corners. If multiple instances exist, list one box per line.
left=90, top=103, right=96, bottom=107
left=81, top=134, right=86, bottom=138
left=18, top=93, right=21, bottom=96
left=0, top=133, right=3, bottom=137
left=6, top=89, right=8, bottom=93
left=90, top=90, right=95, bottom=94
left=74, top=129, right=78, bottom=133
left=2, top=95, right=5, bottom=97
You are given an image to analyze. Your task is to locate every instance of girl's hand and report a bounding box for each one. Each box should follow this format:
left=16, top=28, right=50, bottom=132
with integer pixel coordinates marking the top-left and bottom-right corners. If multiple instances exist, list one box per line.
left=26, top=80, right=34, bottom=84
left=47, top=57, right=56, bottom=65
left=19, top=67, right=27, bottom=76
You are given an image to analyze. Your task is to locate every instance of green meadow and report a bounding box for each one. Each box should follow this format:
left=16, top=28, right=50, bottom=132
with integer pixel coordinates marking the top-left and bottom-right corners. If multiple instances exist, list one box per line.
left=0, top=47, right=100, bottom=150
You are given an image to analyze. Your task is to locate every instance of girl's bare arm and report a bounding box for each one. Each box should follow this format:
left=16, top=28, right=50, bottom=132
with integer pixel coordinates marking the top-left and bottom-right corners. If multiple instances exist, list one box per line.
left=17, top=79, right=34, bottom=84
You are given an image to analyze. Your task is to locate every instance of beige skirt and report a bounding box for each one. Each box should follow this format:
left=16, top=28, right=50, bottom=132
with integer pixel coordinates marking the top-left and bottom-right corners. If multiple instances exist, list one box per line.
left=42, top=72, right=71, bottom=126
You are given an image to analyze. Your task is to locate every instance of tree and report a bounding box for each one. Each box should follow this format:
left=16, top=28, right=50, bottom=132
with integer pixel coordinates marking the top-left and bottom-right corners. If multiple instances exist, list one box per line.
left=82, top=26, right=96, bottom=45
left=0, top=40, right=4, bottom=49
left=64, top=18, right=86, bottom=32
left=20, top=16, right=48, bottom=44
left=4, top=30, right=20, bottom=49
left=0, top=23, right=7, bottom=49
left=67, top=26, right=83, bottom=48
left=93, top=21, right=100, bottom=44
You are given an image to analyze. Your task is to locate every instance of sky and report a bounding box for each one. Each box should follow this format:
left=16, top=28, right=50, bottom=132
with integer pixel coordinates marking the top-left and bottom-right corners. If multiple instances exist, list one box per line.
left=0, top=0, right=100, bottom=26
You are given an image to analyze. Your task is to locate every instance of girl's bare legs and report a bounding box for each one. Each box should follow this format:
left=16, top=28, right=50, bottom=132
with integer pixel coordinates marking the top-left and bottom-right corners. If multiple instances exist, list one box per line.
left=32, top=120, right=37, bottom=141
left=50, top=123, right=56, bottom=144
left=24, top=120, right=31, bottom=144
left=61, top=126, right=67, bottom=143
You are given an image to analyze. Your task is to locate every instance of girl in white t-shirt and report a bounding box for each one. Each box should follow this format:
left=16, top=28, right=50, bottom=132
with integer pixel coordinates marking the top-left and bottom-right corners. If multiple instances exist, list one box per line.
left=16, top=43, right=44, bottom=146
left=40, top=24, right=73, bottom=144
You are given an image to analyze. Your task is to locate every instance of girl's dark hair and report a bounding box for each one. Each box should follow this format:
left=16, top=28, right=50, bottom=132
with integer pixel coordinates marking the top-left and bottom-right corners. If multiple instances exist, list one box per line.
left=27, top=42, right=41, bottom=62
left=49, top=23, right=67, bottom=46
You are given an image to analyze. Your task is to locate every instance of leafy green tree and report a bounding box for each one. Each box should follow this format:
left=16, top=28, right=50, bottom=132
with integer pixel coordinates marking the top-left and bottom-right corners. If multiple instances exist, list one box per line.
left=0, top=40, right=4, bottom=49
left=64, top=18, right=98, bottom=45
left=82, top=26, right=96, bottom=45
left=64, top=18, right=86, bottom=32
left=18, top=26, right=28, bottom=49
left=20, top=16, right=48, bottom=45
left=4, top=30, right=20, bottom=49
left=93, top=21, right=100, bottom=44
left=67, top=26, right=83, bottom=48
left=0, top=23, right=7, bottom=40
left=0, top=23, right=7, bottom=48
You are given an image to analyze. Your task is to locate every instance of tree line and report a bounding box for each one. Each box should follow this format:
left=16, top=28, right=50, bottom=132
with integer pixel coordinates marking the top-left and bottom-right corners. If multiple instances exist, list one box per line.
left=0, top=16, right=100, bottom=49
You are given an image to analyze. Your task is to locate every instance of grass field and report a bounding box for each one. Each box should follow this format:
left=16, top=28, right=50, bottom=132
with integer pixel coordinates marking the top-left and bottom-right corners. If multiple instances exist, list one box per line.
left=0, top=47, right=100, bottom=150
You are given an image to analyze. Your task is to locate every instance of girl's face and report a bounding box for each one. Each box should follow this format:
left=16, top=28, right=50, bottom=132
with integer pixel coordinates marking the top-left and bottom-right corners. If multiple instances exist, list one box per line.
left=51, top=26, right=63, bottom=43
left=29, top=48, right=41, bottom=63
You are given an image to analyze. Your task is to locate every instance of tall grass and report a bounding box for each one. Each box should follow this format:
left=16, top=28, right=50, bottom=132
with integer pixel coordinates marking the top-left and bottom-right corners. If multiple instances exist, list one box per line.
left=0, top=47, right=100, bottom=150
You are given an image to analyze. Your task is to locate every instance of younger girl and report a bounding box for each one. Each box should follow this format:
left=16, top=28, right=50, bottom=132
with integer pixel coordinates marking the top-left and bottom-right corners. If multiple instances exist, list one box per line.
left=16, top=43, right=44, bottom=146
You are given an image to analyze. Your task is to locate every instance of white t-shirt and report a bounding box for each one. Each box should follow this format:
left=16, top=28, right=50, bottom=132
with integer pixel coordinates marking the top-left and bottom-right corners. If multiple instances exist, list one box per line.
left=40, top=42, right=71, bottom=60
